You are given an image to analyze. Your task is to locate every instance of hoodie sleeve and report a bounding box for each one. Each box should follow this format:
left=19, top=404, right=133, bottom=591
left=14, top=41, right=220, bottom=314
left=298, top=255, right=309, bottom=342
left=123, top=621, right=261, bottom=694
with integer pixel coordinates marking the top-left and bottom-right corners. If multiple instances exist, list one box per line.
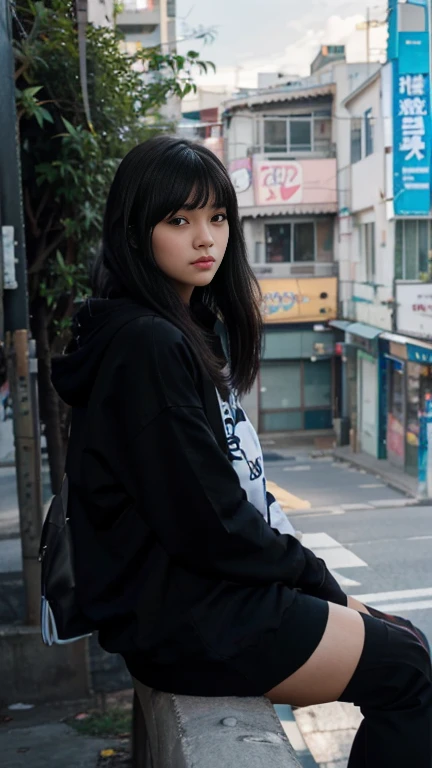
left=119, top=317, right=345, bottom=597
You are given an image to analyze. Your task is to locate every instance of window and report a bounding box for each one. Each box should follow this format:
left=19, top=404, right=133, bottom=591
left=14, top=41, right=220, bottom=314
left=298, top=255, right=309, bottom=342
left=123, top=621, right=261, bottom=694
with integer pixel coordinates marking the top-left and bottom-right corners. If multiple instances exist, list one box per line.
left=351, top=118, right=362, bottom=164
left=265, top=222, right=316, bottom=263
left=290, top=120, right=312, bottom=151
left=264, top=120, right=287, bottom=153
left=364, top=108, right=374, bottom=157
left=359, top=222, right=376, bottom=282
left=395, top=220, right=432, bottom=279
left=263, top=116, right=312, bottom=152
left=294, top=222, right=315, bottom=261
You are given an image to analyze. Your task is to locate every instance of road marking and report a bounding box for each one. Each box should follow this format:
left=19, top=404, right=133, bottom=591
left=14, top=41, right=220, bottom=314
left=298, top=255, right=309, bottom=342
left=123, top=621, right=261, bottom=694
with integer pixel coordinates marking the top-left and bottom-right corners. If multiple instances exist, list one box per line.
left=354, top=587, right=432, bottom=603
left=408, top=535, right=432, bottom=541
left=332, top=570, right=362, bottom=587
left=358, top=483, right=385, bottom=489
left=369, top=498, right=416, bottom=508
left=370, top=599, right=432, bottom=613
left=340, top=503, right=373, bottom=511
left=302, top=533, right=367, bottom=570
left=266, top=481, right=311, bottom=511
left=283, top=465, right=311, bottom=472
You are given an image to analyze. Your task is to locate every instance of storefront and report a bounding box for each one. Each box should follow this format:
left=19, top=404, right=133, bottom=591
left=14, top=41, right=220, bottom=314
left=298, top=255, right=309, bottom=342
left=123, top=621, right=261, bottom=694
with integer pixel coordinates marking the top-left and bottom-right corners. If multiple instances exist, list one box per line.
left=344, top=323, right=386, bottom=459
left=257, top=276, right=337, bottom=432
left=383, top=334, right=432, bottom=477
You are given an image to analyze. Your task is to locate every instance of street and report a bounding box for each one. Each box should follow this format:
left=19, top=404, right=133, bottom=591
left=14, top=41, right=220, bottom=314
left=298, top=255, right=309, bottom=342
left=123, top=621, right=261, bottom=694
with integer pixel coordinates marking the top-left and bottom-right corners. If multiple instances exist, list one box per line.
left=1, top=449, right=431, bottom=766
left=264, top=448, right=432, bottom=767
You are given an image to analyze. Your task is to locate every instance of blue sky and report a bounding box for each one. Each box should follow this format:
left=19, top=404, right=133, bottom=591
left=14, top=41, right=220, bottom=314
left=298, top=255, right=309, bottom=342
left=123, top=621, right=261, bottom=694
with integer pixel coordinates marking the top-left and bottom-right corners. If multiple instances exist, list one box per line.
left=176, top=0, right=388, bottom=86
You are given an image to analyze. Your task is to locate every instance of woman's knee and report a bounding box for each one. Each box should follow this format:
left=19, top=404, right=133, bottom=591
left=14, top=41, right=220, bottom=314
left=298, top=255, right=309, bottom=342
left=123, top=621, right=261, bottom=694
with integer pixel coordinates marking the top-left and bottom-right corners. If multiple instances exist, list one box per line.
left=265, top=602, right=365, bottom=706
left=340, top=613, right=432, bottom=712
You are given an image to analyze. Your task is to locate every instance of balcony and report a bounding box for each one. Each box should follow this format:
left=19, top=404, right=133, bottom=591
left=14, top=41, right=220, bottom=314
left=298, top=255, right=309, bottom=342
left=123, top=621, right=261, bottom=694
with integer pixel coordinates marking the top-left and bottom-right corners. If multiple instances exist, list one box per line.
left=252, top=261, right=338, bottom=279
left=116, top=0, right=160, bottom=32
left=248, top=138, right=336, bottom=159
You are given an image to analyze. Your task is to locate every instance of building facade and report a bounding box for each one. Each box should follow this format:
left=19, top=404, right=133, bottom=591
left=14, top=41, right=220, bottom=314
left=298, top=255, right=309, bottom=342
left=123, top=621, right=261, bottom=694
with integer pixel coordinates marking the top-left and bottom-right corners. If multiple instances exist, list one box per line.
left=331, top=0, right=432, bottom=485
left=223, top=48, right=378, bottom=435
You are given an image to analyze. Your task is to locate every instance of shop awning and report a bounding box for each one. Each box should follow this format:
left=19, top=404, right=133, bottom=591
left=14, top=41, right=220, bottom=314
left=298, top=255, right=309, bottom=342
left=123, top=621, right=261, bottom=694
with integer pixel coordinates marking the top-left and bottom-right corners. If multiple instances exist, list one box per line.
left=346, top=322, right=383, bottom=340
left=381, top=331, right=432, bottom=350
left=239, top=202, right=338, bottom=218
left=329, top=320, right=351, bottom=331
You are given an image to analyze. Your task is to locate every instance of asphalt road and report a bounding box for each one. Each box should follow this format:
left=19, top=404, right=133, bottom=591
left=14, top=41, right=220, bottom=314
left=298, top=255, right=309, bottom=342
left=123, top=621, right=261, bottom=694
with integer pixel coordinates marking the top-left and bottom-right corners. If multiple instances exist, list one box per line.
left=264, top=450, right=432, bottom=767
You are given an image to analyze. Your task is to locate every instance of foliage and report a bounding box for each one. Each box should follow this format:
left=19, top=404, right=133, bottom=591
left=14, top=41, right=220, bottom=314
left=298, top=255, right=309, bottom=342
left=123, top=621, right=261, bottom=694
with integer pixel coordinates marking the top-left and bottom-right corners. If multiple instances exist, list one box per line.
left=12, top=0, right=215, bottom=335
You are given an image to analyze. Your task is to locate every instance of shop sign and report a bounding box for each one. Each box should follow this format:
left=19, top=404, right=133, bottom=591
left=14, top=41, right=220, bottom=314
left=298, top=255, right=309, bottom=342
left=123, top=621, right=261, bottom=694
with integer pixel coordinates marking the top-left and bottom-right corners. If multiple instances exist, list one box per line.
left=253, top=158, right=337, bottom=207
left=259, top=277, right=337, bottom=324
left=396, top=282, right=432, bottom=336
left=407, top=344, right=432, bottom=364
left=229, top=158, right=252, bottom=193
left=388, top=0, right=431, bottom=215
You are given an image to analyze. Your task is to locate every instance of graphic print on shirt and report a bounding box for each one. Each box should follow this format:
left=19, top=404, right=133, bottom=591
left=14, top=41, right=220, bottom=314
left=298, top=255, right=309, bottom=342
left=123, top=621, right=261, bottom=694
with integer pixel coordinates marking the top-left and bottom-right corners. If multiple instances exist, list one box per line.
left=216, top=389, right=296, bottom=536
left=222, top=400, right=263, bottom=481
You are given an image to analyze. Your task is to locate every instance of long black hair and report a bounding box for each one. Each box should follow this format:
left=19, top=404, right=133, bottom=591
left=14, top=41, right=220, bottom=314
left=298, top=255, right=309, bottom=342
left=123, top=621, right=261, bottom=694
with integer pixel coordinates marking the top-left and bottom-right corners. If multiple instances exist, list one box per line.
left=94, top=136, right=262, bottom=397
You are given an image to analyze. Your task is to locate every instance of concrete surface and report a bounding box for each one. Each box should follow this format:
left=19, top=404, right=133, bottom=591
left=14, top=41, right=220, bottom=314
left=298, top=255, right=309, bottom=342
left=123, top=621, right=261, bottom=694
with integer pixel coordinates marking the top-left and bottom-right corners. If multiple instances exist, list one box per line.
left=333, top=445, right=418, bottom=498
left=133, top=679, right=302, bottom=768
left=2, top=723, right=114, bottom=768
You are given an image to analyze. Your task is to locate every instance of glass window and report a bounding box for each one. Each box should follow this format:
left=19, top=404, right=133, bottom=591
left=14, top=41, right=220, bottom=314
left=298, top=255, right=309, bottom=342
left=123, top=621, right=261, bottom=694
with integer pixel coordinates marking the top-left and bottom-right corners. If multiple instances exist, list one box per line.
left=351, top=118, right=362, bottom=163
left=304, top=360, right=332, bottom=407
left=294, top=222, right=315, bottom=262
left=304, top=410, right=332, bottom=430
left=404, top=221, right=418, bottom=279
left=264, top=120, right=287, bottom=152
left=395, top=220, right=403, bottom=279
left=260, top=363, right=301, bottom=410
left=316, top=218, right=334, bottom=262
left=265, top=224, right=291, bottom=263
left=261, top=411, right=303, bottom=431
left=419, top=220, right=429, bottom=275
left=360, top=222, right=376, bottom=282
left=290, top=120, right=312, bottom=151
left=364, top=108, right=374, bottom=157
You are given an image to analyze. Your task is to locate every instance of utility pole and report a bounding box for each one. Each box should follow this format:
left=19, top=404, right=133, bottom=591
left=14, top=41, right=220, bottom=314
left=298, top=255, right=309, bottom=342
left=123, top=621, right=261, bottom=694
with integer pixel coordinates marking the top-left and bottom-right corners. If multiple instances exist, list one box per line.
left=356, top=7, right=387, bottom=77
left=0, top=0, right=43, bottom=625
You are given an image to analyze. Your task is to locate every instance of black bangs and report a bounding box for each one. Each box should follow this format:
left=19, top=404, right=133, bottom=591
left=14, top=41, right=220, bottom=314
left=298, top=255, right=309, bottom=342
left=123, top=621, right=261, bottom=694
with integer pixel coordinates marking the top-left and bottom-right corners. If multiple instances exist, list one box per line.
left=132, top=143, right=236, bottom=229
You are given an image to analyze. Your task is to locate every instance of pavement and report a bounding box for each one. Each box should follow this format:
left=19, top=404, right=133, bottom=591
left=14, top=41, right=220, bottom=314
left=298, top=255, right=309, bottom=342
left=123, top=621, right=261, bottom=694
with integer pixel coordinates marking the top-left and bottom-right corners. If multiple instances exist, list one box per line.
left=1, top=432, right=431, bottom=767
left=0, top=691, right=132, bottom=768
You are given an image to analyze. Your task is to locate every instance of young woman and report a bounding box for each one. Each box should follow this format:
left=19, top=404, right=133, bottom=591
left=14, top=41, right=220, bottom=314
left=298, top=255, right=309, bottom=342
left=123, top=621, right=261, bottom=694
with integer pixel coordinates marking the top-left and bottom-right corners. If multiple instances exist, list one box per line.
left=52, top=137, right=432, bottom=767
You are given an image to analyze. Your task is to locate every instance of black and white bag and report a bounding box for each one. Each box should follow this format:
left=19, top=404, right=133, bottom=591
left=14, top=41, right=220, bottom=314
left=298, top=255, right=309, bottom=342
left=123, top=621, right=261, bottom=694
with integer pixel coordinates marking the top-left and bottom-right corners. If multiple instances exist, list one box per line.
left=39, top=475, right=95, bottom=645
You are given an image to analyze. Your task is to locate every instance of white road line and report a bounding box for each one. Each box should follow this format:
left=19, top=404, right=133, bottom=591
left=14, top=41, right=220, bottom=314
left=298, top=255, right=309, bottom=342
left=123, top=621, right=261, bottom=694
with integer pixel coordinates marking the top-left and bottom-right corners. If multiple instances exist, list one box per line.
left=340, top=503, right=373, bottom=511
left=302, top=533, right=367, bottom=570
left=408, top=535, right=432, bottom=541
left=372, top=600, right=432, bottom=613
left=354, top=587, right=432, bottom=603
left=358, top=483, right=385, bottom=489
left=331, top=570, right=362, bottom=587
left=283, top=465, right=311, bottom=472
left=369, top=498, right=416, bottom=508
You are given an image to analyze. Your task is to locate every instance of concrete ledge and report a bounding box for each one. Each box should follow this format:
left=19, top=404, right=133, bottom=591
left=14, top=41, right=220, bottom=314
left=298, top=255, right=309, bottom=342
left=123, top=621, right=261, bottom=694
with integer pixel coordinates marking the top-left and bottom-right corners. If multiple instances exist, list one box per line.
left=132, top=679, right=302, bottom=768
left=0, top=625, right=91, bottom=706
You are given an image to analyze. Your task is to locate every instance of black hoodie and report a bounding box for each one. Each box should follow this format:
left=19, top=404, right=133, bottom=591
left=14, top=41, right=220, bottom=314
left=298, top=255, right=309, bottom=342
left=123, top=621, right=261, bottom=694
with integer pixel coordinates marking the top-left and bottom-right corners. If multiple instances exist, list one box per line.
left=52, top=297, right=343, bottom=688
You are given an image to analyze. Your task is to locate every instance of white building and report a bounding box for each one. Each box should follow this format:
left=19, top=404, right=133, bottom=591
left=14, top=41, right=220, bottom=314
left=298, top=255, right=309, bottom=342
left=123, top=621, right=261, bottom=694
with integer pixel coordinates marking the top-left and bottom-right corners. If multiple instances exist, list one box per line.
left=223, top=46, right=379, bottom=434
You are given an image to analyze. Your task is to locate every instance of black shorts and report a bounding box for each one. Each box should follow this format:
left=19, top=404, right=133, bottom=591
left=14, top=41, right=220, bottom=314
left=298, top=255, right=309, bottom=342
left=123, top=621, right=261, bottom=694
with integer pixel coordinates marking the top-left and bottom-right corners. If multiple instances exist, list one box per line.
left=123, top=590, right=329, bottom=697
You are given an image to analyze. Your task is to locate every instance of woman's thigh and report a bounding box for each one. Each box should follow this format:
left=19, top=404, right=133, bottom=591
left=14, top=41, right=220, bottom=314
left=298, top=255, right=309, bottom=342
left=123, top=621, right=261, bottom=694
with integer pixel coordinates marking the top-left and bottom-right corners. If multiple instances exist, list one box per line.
left=265, top=601, right=365, bottom=706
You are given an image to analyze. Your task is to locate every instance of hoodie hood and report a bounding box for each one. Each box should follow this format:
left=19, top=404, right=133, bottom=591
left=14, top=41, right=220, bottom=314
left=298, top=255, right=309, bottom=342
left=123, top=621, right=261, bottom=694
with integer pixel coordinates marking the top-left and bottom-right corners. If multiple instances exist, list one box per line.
left=51, top=297, right=220, bottom=408
left=51, top=298, right=152, bottom=407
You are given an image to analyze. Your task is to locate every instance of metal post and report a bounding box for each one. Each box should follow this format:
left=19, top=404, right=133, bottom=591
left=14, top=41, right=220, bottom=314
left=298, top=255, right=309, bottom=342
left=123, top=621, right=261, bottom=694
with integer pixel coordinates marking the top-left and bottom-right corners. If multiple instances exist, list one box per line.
left=0, top=0, right=43, bottom=625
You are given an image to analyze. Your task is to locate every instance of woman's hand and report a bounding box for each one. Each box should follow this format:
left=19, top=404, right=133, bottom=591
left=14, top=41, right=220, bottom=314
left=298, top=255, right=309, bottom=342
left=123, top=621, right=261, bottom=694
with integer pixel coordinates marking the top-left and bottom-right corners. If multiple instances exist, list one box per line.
left=347, top=596, right=372, bottom=615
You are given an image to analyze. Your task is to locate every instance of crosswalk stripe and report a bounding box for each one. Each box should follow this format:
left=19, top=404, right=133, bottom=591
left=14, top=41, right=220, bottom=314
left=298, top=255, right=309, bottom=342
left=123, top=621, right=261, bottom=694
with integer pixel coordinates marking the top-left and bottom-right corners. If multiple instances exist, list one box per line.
left=354, top=587, right=432, bottom=603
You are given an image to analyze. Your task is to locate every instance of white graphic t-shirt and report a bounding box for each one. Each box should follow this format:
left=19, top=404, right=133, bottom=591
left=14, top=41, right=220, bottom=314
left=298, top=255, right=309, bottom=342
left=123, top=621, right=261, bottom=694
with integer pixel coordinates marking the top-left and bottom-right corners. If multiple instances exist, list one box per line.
left=216, top=389, right=295, bottom=536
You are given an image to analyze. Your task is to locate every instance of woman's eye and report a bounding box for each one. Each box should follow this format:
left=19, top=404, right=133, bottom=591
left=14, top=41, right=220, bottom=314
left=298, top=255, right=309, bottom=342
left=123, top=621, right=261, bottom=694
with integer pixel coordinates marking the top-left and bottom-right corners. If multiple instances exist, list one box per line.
left=170, top=217, right=188, bottom=226
left=212, top=213, right=228, bottom=223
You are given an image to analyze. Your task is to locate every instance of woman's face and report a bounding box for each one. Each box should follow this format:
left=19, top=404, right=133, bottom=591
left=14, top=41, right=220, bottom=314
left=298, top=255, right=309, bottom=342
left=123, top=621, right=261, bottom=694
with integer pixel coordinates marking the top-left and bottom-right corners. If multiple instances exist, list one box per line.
left=151, top=200, right=229, bottom=303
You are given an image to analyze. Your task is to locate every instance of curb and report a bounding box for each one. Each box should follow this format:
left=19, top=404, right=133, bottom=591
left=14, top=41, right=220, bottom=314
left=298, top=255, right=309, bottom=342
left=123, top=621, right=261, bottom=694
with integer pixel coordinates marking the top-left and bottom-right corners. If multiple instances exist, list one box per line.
left=274, top=705, right=319, bottom=768
left=332, top=451, right=420, bottom=500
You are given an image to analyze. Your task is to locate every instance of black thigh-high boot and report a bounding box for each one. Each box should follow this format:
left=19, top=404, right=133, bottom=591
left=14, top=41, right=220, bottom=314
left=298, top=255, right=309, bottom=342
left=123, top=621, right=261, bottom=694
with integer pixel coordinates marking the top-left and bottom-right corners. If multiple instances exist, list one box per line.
left=338, top=612, right=432, bottom=768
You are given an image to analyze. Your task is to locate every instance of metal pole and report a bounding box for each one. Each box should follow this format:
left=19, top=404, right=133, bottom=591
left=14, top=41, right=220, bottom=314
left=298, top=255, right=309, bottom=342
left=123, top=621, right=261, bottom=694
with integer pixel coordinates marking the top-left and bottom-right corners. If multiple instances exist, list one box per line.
left=0, top=0, right=43, bottom=625
left=366, top=6, right=370, bottom=77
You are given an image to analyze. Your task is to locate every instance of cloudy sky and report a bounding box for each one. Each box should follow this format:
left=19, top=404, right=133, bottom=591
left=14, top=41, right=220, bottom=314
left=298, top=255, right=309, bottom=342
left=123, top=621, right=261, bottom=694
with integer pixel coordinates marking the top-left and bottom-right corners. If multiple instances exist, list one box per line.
left=176, top=0, right=388, bottom=87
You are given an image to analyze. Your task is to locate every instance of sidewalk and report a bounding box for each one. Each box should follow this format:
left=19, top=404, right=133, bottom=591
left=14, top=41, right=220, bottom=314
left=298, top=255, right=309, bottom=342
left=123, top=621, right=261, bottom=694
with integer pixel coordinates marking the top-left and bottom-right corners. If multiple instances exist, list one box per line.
left=0, top=691, right=133, bottom=768
left=333, top=446, right=418, bottom=499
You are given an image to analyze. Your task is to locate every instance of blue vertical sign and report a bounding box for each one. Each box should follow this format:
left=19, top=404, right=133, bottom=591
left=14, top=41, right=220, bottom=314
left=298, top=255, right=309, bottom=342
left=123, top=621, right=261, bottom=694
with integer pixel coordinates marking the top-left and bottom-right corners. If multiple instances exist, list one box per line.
left=389, top=0, right=432, bottom=215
